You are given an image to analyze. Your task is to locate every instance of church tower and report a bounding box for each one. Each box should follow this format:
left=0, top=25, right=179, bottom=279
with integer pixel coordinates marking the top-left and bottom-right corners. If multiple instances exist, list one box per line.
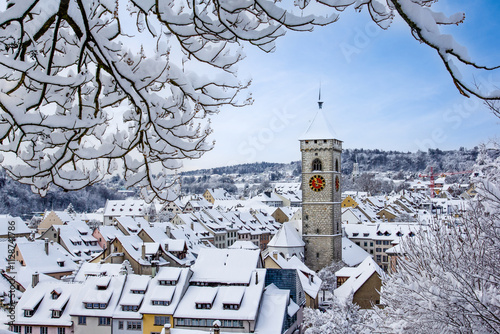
left=299, top=96, right=342, bottom=271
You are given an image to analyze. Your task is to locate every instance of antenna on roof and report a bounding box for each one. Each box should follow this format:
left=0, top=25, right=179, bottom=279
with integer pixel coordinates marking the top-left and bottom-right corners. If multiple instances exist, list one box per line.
left=318, top=82, right=323, bottom=109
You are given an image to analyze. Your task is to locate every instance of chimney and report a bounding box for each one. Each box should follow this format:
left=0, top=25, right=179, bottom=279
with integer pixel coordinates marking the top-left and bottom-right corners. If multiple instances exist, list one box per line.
left=166, top=226, right=171, bottom=238
left=32, top=272, right=39, bottom=288
left=44, top=238, right=49, bottom=255
left=213, top=320, right=221, bottom=334
left=161, top=323, right=171, bottom=334
left=272, top=251, right=278, bottom=260
left=141, top=244, right=146, bottom=260
left=57, top=227, right=61, bottom=244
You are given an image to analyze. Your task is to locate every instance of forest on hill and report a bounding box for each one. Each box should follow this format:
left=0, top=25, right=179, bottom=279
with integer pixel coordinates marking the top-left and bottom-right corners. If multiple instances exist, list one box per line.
left=0, top=148, right=478, bottom=218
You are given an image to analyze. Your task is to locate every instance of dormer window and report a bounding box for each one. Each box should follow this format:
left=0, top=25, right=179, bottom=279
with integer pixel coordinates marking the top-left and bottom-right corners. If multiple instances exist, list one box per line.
left=24, top=310, right=33, bottom=317
left=152, top=300, right=170, bottom=306
left=195, top=303, right=212, bottom=309
left=159, top=280, right=177, bottom=286
left=131, top=289, right=145, bottom=294
left=223, top=304, right=240, bottom=310
left=122, top=305, right=139, bottom=312
left=57, top=260, right=65, bottom=267
left=52, top=310, right=61, bottom=318
left=51, top=291, right=61, bottom=299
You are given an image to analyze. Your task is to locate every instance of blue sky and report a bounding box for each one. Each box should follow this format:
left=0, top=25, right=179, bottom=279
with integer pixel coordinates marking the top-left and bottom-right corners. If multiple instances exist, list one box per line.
left=182, top=0, right=500, bottom=171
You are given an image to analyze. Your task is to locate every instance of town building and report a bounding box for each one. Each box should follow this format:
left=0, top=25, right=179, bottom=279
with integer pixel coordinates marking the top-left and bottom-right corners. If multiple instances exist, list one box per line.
left=300, top=100, right=343, bottom=271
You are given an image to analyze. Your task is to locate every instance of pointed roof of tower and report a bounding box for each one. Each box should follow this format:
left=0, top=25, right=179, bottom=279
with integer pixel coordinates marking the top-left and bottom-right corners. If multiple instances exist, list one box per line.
left=299, top=108, right=337, bottom=141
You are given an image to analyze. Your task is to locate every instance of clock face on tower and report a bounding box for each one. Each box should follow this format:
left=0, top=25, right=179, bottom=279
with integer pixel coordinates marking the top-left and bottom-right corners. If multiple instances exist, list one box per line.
left=309, top=175, right=326, bottom=192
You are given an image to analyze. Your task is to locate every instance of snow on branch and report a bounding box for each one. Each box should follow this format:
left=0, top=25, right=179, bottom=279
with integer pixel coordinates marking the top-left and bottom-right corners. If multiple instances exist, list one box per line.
left=0, top=0, right=498, bottom=200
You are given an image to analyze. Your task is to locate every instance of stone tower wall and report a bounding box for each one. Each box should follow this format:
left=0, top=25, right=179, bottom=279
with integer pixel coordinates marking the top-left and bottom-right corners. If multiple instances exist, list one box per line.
left=301, top=139, right=342, bottom=271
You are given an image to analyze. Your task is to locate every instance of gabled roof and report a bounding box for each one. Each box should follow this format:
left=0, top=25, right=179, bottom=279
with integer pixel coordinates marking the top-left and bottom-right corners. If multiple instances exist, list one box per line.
left=267, top=222, right=304, bottom=248
left=16, top=239, right=78, bottom=275
left=341, top=237, right=371, bottom=267
left=190, top=248, right=261, bottom=285
left=0, top=216, right=31, bottom=235
left=298, top=108, right=337, bottom=141
left=334, top=256, right=384, bottom=302
left=13, top=281, right=81, bottom=327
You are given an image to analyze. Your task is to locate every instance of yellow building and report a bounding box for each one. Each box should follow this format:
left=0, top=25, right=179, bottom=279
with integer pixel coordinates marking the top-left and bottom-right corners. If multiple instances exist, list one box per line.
left=341, top=195, right=359, bottom=208
left=139, top=267, right=191, bottom=334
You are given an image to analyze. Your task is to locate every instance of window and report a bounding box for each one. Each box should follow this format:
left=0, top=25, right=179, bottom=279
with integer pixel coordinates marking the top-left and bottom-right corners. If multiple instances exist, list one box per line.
left=127, top=321, right=142, bottom=330
left=99, top=317, right=111, bottom=326
left=131, top=289, right=145, bottom=294
left=154, top=316, right=170, bottom=326
left=383, top=240, right=390, bottom=245
left=376, top=240, right=382, bottom=245
left=39, top=328, right=48, bottom=334
left=152, top=300, right=170, bottom=306
left=57, top=328, right=65, bottom=334
left=24, top=310, right=33, bottom=317
left=78, top=316, right=86, bottom=325
left=363, top=242, right=367, bottom=247
left=11, top=325, right=21, bottom=333
left=312, top=158, right=322, bottom=171
left=25, top=326, right=32, bottom=334
left=52, top=310, right=61, bottom=318
left=335, top=159, right=339, bottom=172
left=122, top=305, right=139, bottom=311
left=316, top=252, right=320, bottom=258
left=383, top=256, right=388, bottom=262
left=118, top=321, right=124, bottom=330
left=376, top=248, right=382, bottom=253
left=376, top=255, right=381, bottom=262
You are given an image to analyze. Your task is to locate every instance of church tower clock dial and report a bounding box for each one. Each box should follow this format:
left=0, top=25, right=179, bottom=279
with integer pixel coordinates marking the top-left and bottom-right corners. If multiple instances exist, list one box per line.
left=299, top=96, right=342, bottom=272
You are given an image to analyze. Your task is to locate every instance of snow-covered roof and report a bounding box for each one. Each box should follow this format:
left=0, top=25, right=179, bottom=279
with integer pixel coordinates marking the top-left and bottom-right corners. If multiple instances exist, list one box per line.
left=253, top=284, right=288, bottom=334
left=190, top=248, right=261, bottom=285
left=0, top=216, right=31, bottom=235
left=205, top=188, right=236, bottom=201
left=334, top=257, right=384, bottom=302
left=16, top=239, right=78, bottom=275
left=104, top=200, right=148, bottom=217
left=139, top=267, right=190, bottom=315
left=69, top=275, right=126, bottom=317
left=13, top=281, right=82, bottom=327
left=342, top=237, right=371, bottom=267
left=228, top=240, right=260, bottom=250
left=265, top=252, right=321, bottom=299
left=97, top=226, right=125, bottom=241
left=73, top=262, right=124, bottom=281
left=267, top=222, right=305, bottom=248
left=113, top=275, right=150, bottom=319
left=174, top=269, right=266, bottom=321
left=298, top=108, right=337, bottom=140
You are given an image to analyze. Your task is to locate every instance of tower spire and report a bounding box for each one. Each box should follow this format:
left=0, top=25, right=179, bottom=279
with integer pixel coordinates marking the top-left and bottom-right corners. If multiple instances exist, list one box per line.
left=318, top=83, right=323, bottom=109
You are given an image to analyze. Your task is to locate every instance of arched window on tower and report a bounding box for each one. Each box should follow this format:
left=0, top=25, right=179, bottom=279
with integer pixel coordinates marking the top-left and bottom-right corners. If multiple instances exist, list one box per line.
left=335, top=159, right=339, bottom=172
left=312, top=158, right=322, bottom=171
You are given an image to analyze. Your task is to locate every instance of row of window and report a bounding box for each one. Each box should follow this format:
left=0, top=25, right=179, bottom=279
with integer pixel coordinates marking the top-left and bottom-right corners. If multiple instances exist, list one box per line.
left=122, top=305, right=139, bottom=312
left=159, top=279, right=177, bottom=286
left=176, top=318, right=244, bottom=328
left=84, top=302, right=107, bottom=309
left=78, top=316, right=110, bottom=325
left=152, top=300, right=170, bottom=306
left=11, top=326, right=65, bottom=334
left=376, top=255, right=389, bottom=263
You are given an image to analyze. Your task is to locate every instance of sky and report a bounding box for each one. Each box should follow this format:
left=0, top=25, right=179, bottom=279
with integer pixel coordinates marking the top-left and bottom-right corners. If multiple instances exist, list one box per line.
left=181, top=0, right=500, bottom=171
